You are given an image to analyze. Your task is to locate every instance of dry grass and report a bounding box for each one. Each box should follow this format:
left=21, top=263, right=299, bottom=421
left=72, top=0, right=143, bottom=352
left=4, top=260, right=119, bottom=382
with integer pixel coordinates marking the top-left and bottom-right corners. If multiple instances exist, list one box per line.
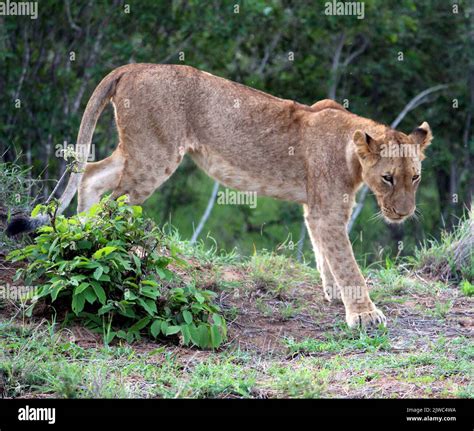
left=415, top=208, right=473, bottom=283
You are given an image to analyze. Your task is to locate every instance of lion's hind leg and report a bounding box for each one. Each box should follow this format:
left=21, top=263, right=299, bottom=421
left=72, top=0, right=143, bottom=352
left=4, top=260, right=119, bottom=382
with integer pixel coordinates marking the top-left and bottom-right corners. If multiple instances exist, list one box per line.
left=110, top=148, right=183, bottom=206
left=77, top=149, right=125, bottom=213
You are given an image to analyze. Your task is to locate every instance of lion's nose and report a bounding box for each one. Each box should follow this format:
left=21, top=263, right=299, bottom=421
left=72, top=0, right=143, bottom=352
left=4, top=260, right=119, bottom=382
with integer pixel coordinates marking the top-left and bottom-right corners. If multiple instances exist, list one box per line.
left=394, top=207, right=414, bottom=217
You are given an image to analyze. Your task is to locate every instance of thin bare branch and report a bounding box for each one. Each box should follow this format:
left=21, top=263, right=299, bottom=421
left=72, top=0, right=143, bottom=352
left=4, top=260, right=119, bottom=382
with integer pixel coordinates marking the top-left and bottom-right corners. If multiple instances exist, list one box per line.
left=256, top=32, right=282, bottom=77
left=328, top=32, right=345, bottom=100
left=65, top=0, right=82, bottom=32
left=191, top=181, right=220, bottom=244
left=391, top=84, right=449, bottom=129
left=342, top=35, right=368, bottom=67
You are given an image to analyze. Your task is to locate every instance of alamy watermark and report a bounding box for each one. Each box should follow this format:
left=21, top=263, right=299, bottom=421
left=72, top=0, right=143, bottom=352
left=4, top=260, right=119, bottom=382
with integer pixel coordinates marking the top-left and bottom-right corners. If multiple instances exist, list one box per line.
left=380, top=143, right=421, bottom=158
left=324, top=1, right=365, bottom=19
left=0, top=1, right=38, bottom=19
left=324, top=284, right=368, bottom=302
left=0, top=283, right=35, bottom=301
left=217, top=188, right=257, bottom=209
left=18, top=406, right=55, bottom=425
left=55, top=141, right=96, bottom=162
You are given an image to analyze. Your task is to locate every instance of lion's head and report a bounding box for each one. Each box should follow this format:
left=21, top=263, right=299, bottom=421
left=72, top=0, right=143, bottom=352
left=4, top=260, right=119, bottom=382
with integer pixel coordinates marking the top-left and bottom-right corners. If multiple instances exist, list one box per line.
left=353, top=122, right=432, bottom=223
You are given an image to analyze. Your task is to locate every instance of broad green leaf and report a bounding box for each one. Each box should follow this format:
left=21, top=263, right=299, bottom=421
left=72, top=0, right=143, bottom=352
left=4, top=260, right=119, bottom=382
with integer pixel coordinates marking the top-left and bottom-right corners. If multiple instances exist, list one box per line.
left=131, top=206, right=142, bottom=217
left=182, top=310, right=193, bottom=324
left=74, top=282, right=90, bottom=295
left=31, top=204, right=43, bottom=217
left=124, top=289, right=138, bottom=300
left=92, top=246, right=117, bottom=259
left=129, top=316, right=151, bottom=332
left=83, top=287, right=97, bottom=304
left=118, top=306, right=136, bottom=319
left=150, top=320, right=161, bottom=337
left=98, top=304, right=112, bottom=315
left=157, top=268, right=174, bottom=281
left=189, top=324, right=200, bottom=346
left=212, top=313, right=223, bottom=326
left=180, top=324, right=191, bottom=345
left=138, top=298, right=157, bottom=316
left=210, top=324, right=222, bottom=348
left=86, top=203, right=101, bottom=217
left=93, top=266, right=103, bottom=280
left=51, top=285, right=63, bottom=301
left=140, top=286, right=160, bottom=300
left=141, top=279, right=159, bottom=287
left=197, top=324, right=210, bottom=348
left=92, top=283, right=107, bottom=305
left=132, top=254, right=141, bottom=271
left=48, top=237, right=59, bottom=257
left=71, top=274, right=87, bottom=285
left=165, top=325, right=181, bottom=336
left=72, top=294, right=85, bottom=315
left=77, top=240, right=92, bottom=250
left=194, top=292, right=205, bottom=304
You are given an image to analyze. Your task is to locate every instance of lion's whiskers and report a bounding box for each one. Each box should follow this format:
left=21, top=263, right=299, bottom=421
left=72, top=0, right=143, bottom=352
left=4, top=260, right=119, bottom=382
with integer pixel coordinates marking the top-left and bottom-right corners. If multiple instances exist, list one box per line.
left=369, top=210, right=384, bottom=222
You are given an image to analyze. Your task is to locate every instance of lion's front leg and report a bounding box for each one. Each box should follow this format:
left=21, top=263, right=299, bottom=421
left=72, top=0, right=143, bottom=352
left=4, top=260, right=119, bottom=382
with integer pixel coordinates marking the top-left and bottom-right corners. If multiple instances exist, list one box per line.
left=314, top=246, right=341, bottom=302
left=304, top=205, right=386, bottom=328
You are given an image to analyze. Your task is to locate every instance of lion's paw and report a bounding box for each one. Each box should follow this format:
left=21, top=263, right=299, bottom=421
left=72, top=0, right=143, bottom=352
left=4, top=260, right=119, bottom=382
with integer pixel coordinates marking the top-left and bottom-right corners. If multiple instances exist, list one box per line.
left=346, top=308, right=386, bottom=328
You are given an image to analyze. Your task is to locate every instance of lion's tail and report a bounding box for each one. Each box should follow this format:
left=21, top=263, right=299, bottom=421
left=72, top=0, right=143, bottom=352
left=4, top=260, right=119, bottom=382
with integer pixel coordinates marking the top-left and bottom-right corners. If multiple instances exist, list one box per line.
left=6, top=68, right=126, bottom=237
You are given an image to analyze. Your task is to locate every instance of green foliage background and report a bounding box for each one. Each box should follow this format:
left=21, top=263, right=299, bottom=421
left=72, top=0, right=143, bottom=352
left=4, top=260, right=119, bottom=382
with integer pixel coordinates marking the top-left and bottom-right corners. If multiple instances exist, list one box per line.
left=1, top=0, right=472, bottom=263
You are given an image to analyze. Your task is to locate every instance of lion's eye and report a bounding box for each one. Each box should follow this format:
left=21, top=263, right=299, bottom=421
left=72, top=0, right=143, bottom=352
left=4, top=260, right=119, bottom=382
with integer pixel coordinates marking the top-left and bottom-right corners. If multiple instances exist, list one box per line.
left=382, top=175, right=393, bottom=184
left=412, top=175, right=420, bottom=181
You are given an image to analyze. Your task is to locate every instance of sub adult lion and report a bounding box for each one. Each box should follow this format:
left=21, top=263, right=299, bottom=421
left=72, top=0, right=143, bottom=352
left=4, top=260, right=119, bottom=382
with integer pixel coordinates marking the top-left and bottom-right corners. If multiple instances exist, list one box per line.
left=7, top=64, right=433, bottom=328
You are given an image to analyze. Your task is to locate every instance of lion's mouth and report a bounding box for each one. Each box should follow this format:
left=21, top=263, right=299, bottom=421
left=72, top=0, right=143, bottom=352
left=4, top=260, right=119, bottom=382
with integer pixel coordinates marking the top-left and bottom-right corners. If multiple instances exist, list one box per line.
left=382, top=207, right=407, bottom=223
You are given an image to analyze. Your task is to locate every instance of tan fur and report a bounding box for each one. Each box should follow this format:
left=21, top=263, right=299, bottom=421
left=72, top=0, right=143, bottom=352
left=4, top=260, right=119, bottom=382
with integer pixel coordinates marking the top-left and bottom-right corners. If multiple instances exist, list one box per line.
left=62, top=64, right=432, bottom=328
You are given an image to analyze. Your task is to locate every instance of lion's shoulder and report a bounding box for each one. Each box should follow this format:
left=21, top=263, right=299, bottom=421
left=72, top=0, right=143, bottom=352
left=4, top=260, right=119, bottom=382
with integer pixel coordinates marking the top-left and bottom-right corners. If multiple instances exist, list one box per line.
left=310, top=99, right=348, bottom=113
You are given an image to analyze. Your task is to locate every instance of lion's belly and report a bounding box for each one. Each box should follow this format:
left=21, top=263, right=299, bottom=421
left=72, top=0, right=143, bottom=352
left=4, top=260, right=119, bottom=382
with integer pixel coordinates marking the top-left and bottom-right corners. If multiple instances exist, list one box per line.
left=189, top=147, right=307, bottom=203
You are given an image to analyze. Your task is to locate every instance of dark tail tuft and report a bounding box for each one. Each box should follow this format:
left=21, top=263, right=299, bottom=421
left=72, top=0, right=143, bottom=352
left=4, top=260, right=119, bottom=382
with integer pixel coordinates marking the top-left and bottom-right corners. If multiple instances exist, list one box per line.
left=5, top=214, right=49, bottom=237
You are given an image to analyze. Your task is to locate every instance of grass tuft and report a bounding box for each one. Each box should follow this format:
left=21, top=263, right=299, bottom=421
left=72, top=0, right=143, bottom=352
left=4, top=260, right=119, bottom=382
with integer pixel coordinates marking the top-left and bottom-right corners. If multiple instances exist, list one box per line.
left=413, top=210, right=473, bottom=283
left=285, top=327, right=391, bottom=355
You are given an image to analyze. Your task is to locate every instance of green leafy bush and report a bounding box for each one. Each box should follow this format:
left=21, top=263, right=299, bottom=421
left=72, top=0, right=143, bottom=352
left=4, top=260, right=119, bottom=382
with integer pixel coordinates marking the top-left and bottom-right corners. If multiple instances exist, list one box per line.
left=460, top=280, right=474, bottom=297
left=7, top=196, right=226, bottom=348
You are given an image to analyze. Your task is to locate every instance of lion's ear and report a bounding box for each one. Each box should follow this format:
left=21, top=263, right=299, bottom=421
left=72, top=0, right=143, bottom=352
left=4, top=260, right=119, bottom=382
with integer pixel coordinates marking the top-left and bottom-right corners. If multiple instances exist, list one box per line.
left=410, top=122, right=432, bottom=160
left=353, top=130, right=380, bottom=162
